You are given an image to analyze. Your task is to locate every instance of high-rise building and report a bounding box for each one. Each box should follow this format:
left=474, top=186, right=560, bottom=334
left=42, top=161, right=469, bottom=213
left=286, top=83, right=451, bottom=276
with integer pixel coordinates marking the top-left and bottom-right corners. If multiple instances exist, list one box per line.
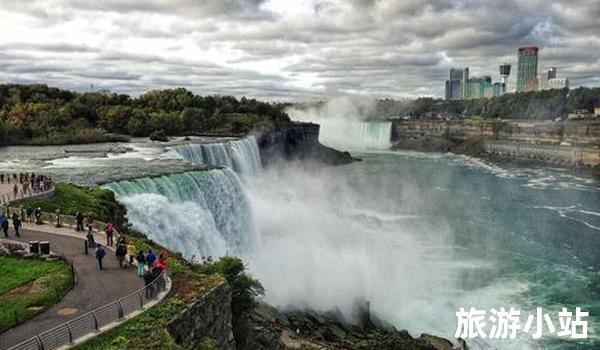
left=445, top=68, right=466, bottom=100
left=465, top=76, right=493, bottom=99
left=516, top=46, right=539, bottom=92
left=547, top=67, right=557, bottom=80
left=499, top=63, right=511, bottom=93
left=462, top=67, right=469, bottom=99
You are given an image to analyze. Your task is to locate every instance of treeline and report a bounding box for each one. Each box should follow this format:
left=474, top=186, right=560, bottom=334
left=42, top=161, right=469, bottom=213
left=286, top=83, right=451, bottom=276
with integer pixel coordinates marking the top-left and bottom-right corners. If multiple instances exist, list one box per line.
left=376, top=86, right=600, bottom=120
left=0, top=84, right=290, bottom=145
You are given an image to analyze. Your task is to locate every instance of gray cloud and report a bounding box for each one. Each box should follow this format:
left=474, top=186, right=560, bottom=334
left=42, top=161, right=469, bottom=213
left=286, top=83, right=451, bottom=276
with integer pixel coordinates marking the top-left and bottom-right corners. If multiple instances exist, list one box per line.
left=0, top=0, right=598, bottom=100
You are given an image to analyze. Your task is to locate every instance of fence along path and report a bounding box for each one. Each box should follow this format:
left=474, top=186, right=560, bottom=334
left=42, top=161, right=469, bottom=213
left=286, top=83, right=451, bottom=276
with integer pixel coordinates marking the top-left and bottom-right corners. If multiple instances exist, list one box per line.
left=0, top=186, right=171, bottom=350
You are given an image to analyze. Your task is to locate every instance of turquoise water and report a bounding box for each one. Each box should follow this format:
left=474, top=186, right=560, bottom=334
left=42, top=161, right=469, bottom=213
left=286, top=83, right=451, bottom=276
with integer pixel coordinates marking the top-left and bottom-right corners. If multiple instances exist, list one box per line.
left=332, top=151, right=599, bottom=349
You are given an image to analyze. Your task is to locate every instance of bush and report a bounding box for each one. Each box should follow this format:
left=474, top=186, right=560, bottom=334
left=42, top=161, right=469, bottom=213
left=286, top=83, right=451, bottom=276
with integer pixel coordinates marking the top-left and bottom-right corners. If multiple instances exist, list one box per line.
left=149, top=129, right=169, bottom=142
left=198, top=256, right=263, bottom=318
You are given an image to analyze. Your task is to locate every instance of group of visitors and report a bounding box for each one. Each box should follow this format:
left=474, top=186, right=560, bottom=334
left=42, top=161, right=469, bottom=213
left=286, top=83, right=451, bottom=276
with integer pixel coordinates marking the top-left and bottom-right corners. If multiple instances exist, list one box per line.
left=0, top=212, right=22, bottom=237
left=1, top=173, right=53, bottom=201
left=90, top=222, right=168, bottom=291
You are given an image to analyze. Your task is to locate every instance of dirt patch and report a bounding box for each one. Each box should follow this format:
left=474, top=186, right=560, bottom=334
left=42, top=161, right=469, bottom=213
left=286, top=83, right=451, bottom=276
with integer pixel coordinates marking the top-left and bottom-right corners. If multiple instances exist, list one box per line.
left=27, top=305, right=46, bottom=312
left=56, top=307, right=78, bottom=316
left=0, top=281, right=34, bottom=300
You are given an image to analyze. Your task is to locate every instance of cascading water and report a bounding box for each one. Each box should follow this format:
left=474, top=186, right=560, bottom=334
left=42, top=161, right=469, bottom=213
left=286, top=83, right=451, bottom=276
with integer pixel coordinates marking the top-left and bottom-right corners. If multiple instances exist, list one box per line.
left=103, top=168, right=259, bottom=260
left=316, top=120, right=392, bottom=150
left=172, top=136, right=262, bottom=175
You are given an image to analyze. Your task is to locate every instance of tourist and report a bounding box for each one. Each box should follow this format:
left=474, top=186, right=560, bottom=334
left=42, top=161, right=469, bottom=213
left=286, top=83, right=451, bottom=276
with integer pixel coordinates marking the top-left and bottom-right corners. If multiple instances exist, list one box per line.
left=136, top=250, right=146, bottom=277
left=105, top=222, right=114, bottom=246
left=86, top=230, right=95, bottom=248
left=95, top=244, right=106, bottom=270
left=146, top=249, right=156, bottom=267
left=126, top=241, right=136, bottom=267
left=75, top=212, right=84, bottom=231
left=26, top=207, right=33, bottom=223
left=115, top=241, right=127, bottom=268
left=35, top=207, right=42, bottom=224
left=0, top=213, right=6, bottom=237
left=13, top=183, right=18, bottom=199
left=12, top=213, right=21, bottom=237
left=143, top=268, right=155, bottom=298
left=86, top=215, right=94, bottom=235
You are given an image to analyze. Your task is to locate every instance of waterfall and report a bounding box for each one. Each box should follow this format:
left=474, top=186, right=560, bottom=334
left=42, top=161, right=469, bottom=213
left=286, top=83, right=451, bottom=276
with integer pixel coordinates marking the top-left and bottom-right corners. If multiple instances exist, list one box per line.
left=173, top=136, right=262, bottom=175
left=317, top=121, right=392, bottom=150
left=103, top=168, right=258, bottom=260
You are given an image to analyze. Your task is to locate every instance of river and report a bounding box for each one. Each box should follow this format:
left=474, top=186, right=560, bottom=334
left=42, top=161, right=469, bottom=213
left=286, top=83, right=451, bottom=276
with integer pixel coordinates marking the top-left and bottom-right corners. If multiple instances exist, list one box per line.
left=0, top=129, right=597, bottom=350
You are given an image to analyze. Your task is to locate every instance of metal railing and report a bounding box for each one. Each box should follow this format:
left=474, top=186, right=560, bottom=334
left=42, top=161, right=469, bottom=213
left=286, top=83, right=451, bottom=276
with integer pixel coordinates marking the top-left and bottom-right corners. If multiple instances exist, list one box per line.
left=7, top=272, right=168, bottom=350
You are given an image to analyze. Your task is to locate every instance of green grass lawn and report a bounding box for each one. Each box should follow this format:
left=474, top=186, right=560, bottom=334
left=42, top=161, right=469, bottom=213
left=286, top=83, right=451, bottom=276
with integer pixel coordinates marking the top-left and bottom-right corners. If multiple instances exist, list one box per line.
left=0, top=255, right=73, bottom=332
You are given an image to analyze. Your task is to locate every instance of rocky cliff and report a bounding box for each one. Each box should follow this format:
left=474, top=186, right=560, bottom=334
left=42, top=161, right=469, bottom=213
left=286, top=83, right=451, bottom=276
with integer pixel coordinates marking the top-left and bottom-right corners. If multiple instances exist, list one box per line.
left=256, top=122, right=355, bottom=166
left=166, top=282, right=236, bottom=350
left=392, top=119, right=600, bottom=169
left=167, top=281, right=463, bottom=350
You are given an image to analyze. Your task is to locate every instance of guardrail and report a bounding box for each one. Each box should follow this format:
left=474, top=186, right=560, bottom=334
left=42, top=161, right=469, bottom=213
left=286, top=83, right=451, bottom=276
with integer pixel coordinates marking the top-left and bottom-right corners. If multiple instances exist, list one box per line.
left=7, top=271, right=168, bottom=350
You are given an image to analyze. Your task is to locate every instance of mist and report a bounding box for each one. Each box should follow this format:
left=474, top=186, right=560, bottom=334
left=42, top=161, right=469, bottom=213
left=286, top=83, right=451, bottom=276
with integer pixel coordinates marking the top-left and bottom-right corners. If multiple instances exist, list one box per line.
left=244, top=159, right=459, bottom=336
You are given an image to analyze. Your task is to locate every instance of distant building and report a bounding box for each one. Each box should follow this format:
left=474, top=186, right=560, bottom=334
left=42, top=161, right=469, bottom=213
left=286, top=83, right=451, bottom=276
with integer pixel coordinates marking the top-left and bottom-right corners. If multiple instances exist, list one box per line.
left=445, top=68, right=466, bottom=100
left=499, top=63, right=511, bottom=93
left=462, top=67, right=469, bottom=99
left=594, top=107, right=600, bottom=117
left=539, top=67, right=569, bottom=90
left=516, top=46, right=539, bottom=92
left=547, top=77, right=569, bottom=90
left=465, top=76, right=500, bottom=99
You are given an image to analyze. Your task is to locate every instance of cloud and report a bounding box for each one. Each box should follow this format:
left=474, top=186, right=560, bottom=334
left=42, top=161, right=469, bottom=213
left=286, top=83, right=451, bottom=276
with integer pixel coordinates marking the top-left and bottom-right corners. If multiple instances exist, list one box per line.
left=0, top=0, right=597, bottom=100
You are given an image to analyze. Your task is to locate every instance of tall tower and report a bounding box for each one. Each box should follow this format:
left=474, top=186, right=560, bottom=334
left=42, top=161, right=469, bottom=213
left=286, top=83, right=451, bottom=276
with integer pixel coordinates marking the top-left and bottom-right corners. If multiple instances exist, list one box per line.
left=461, top=67, right=469, bottom=99
left=499, top=63, right=511, bottom=93
left=547, top=67, right=557, bottom=80
left=516, top=46, right=538, bottom=92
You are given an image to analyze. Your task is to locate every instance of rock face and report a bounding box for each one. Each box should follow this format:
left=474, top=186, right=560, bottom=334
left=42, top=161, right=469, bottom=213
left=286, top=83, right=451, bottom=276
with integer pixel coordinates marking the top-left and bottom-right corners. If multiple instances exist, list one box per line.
left=166, top=282, right=236, bottom=350
left=238, top=304, right=461, bottom=350
left=165, top=283, right=461, bottom=350
left=392, top=119, right=600, bottom=169
left=257, top=122, right=355, bottom=166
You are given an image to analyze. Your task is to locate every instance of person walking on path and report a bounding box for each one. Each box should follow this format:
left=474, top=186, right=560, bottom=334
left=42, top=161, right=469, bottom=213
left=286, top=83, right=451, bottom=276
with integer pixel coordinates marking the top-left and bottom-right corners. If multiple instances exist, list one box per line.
left=12, top=213, right=21, bottom=237
left=146, top=249, right=156, bottom=268
left=136, top=251, right=146, bottom=277
left=105, top=222, right=114, bottom=246
left=86, top=230, right=95, bottom=248
left=95, top=244, right=106, bottom=270
left=126, top=242, right=136, bottom=267
left=115, top=242, right=127, bottom=269
left=0, top=213, right=6, bottom=237
left=75, top=212, right=84, bottom=231
left=26, top=207, right=33, bottom=223
left=13, top=183, right=18, bottom=199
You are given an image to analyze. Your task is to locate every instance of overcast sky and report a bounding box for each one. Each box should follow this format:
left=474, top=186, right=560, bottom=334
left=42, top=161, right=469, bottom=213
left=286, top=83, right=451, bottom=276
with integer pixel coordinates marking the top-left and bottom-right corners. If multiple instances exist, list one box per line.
left=0, top=0, right=598, bottom=100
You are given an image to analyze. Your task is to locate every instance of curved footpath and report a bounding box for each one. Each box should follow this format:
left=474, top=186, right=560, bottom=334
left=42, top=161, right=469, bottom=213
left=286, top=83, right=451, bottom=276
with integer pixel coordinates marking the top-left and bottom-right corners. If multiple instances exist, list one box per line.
left=0, top=187, right=144, bottom=349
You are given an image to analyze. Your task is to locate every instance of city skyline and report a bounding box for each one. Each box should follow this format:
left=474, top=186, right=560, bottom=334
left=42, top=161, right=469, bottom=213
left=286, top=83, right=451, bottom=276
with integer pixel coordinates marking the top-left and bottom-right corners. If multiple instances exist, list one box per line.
left=0, top=0, right=598, bottom=101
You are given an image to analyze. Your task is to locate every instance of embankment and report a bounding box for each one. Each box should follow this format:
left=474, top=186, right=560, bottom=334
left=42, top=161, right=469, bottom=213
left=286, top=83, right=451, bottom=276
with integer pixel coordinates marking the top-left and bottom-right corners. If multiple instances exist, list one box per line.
left=391, top=119, right=600, bottom=170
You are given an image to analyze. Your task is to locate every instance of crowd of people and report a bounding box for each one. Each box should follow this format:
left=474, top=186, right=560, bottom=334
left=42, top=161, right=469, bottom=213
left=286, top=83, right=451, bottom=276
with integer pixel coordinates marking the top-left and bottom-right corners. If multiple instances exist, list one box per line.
left=0, top=172, right=53, bottom=201
left=91, top=224, right=168, bottom=292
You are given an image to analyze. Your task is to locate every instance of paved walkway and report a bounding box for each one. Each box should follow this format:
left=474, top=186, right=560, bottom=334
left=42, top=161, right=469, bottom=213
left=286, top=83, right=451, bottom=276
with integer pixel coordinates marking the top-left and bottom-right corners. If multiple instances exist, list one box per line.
left=0, top=221, right=143, bottom=349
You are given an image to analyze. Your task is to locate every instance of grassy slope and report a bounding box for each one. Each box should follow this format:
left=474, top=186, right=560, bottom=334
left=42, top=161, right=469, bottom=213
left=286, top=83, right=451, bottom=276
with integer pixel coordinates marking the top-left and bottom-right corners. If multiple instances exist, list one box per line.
left=0, top=255, right=72, bottom=332
left=14, top=183, right=126, bottom=223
